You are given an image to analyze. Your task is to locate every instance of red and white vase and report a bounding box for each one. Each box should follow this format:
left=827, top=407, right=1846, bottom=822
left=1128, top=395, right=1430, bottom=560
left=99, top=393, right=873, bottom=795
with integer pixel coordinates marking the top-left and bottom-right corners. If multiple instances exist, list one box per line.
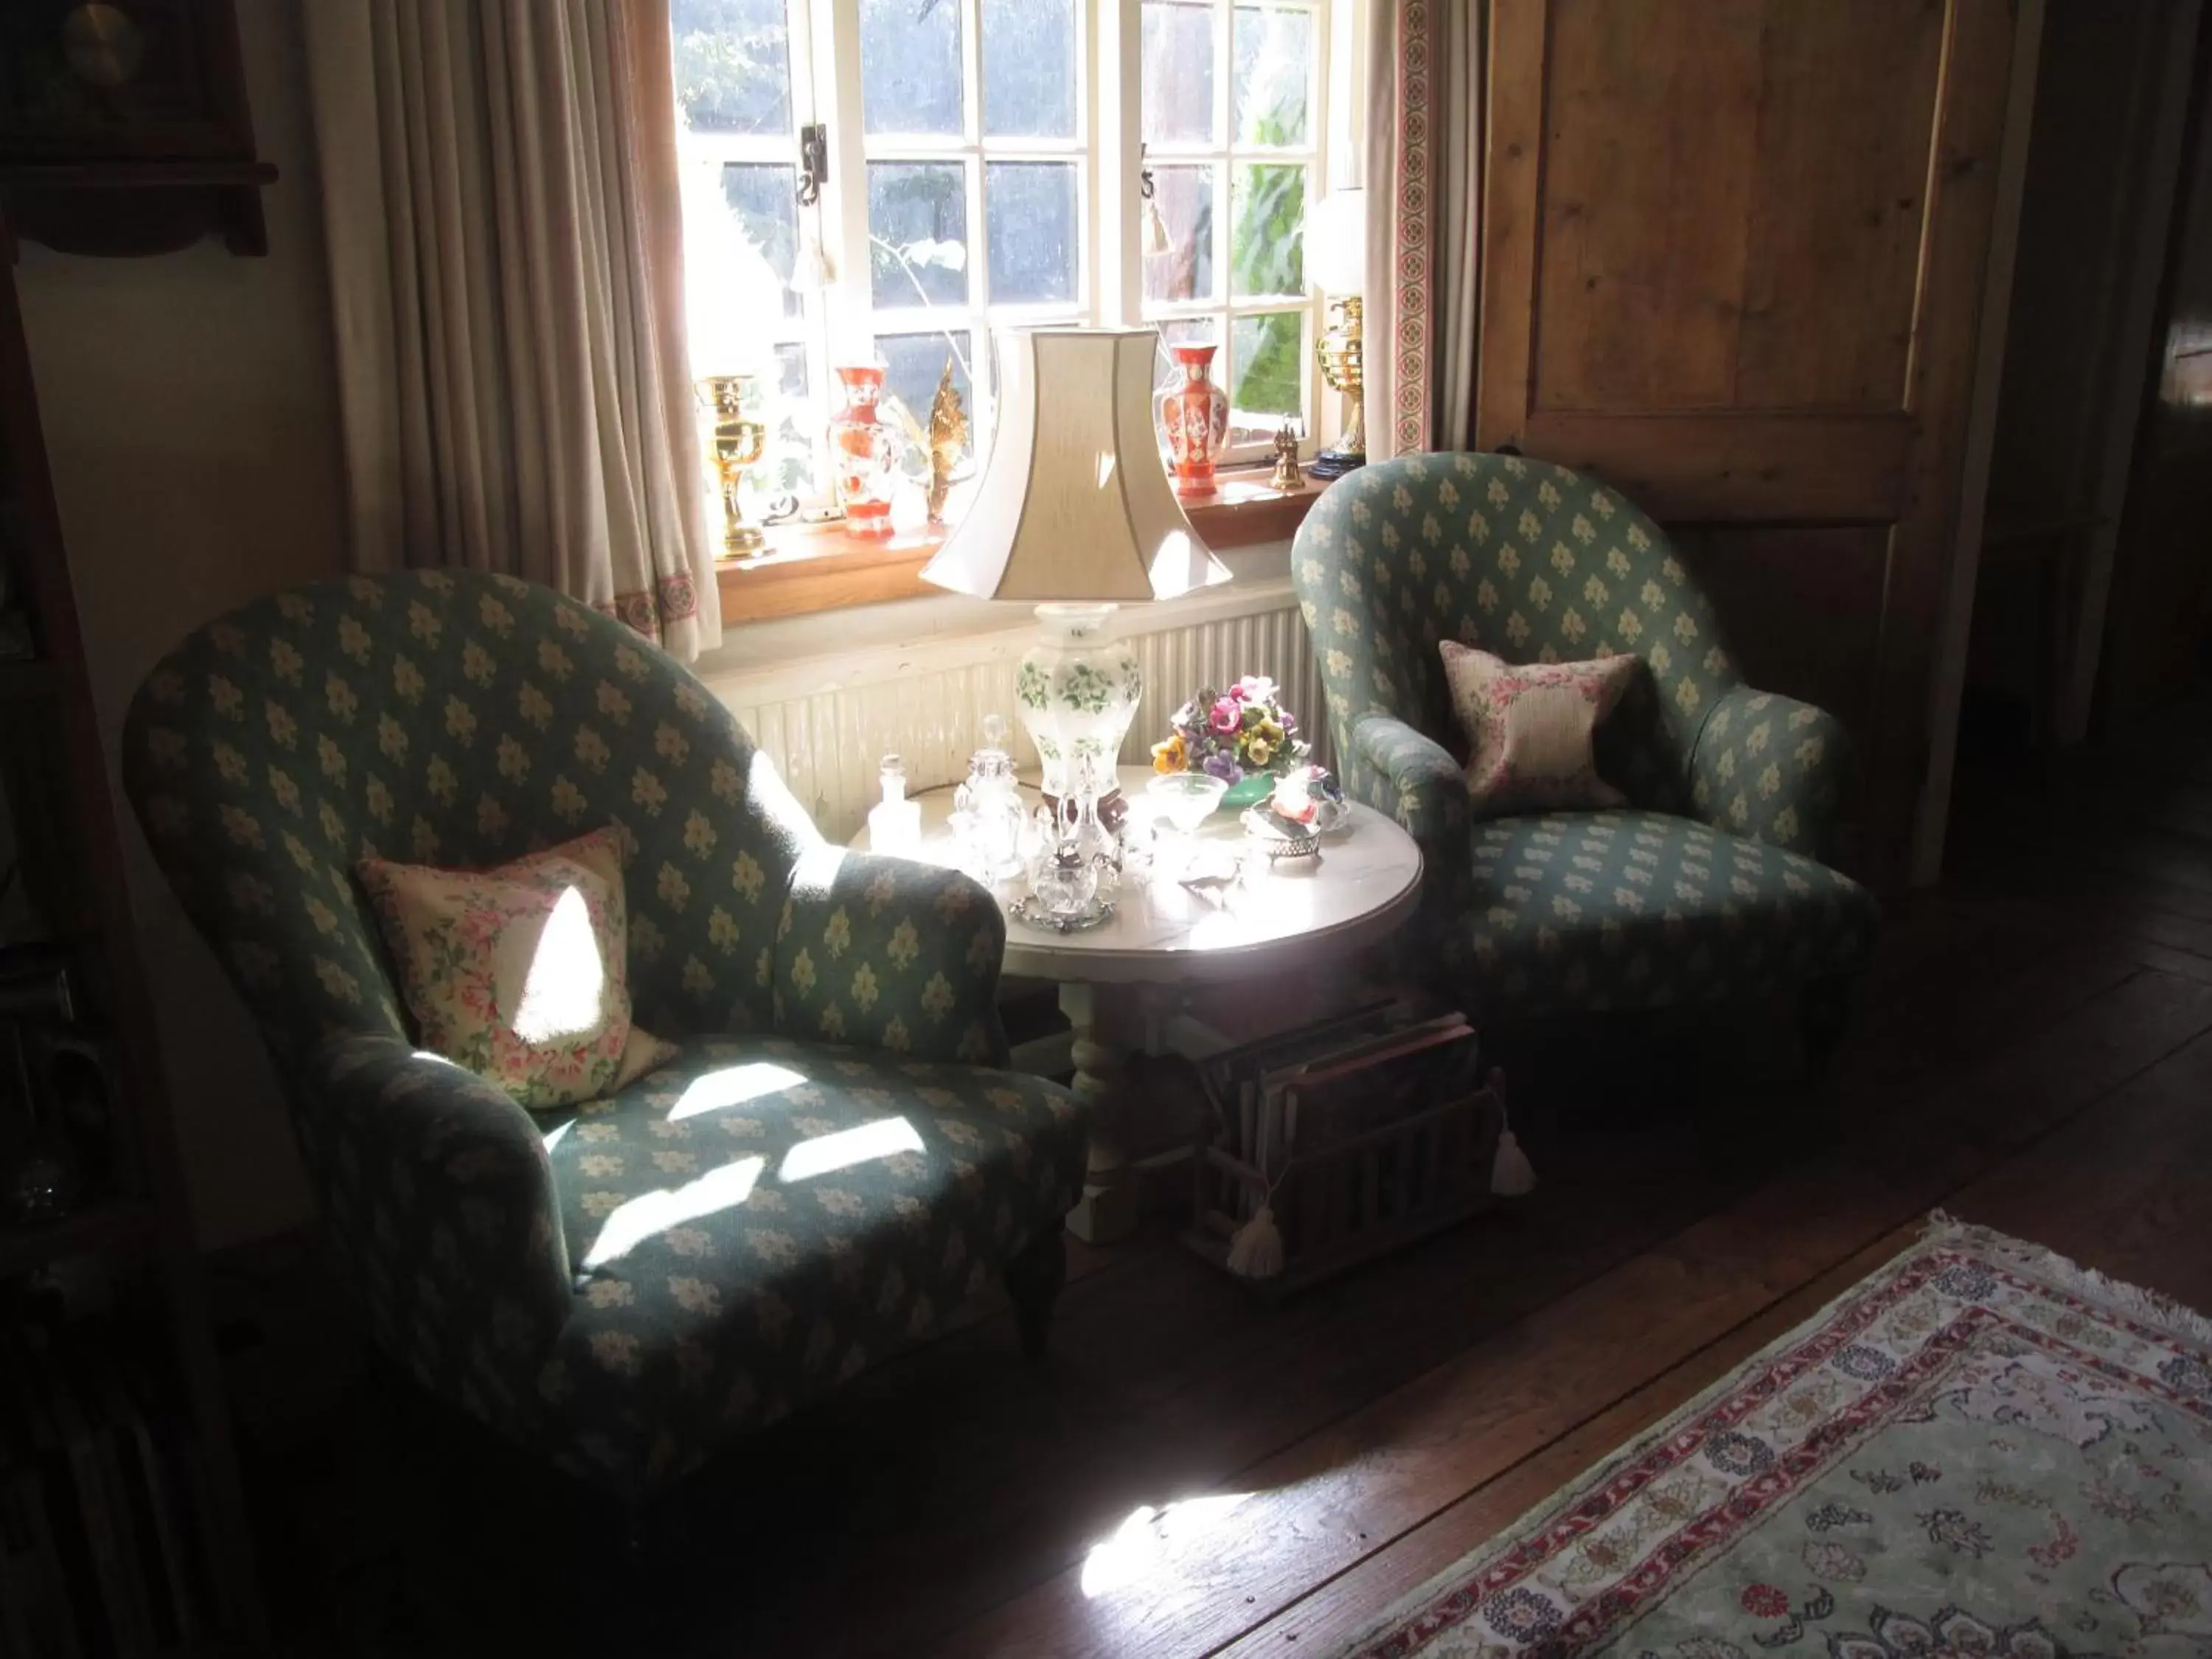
left=1155, top=342, right=1231, bottom=498
left=831, top=364, right=895, bottom=532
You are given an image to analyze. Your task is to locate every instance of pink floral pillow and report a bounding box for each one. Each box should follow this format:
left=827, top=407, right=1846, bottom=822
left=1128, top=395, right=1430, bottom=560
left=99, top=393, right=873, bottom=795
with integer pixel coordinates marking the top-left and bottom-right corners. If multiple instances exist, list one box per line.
left=1438, top=641, right=1640, bottom=817
left=357, top=827, right=675, bottom=1110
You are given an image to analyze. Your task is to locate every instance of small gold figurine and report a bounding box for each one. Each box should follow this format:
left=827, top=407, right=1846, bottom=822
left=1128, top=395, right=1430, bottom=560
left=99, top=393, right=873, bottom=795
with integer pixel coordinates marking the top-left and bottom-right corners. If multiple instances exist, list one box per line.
left=1269, top=420, right=1307, bottom=493
left=926, top=359, right=969, bottom=526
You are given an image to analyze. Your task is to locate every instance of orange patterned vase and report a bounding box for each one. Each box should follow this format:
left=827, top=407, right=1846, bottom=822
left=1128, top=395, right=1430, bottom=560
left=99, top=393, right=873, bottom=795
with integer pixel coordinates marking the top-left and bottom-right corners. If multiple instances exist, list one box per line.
left=831, top=364, right=895, bottom=531
left=1155, top=342, right=1231, bottom=499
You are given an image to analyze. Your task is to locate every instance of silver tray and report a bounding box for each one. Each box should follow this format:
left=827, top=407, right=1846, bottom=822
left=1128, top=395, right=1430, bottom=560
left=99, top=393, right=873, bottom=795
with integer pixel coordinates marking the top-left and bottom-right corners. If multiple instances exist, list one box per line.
left=1008, top=894, right=1118, bottom=933
left=1240, top=808, right=1321, bottom=860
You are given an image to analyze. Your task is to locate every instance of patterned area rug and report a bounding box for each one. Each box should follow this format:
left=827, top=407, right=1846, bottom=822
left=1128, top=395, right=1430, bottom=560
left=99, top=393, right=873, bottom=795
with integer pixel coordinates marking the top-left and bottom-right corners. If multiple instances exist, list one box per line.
left=1335, top=1217, right=2212, bottom=1658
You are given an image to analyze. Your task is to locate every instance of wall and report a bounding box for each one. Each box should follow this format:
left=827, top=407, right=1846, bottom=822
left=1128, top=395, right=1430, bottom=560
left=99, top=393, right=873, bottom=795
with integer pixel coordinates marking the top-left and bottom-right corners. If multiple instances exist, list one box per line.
left=1963, top=0, right=2194, bottom=729
left=14, top=0, right=347, bottom=1250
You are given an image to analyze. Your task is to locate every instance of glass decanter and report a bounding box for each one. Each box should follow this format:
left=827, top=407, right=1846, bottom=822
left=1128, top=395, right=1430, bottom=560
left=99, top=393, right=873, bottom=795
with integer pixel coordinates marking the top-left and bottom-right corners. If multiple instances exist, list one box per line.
left=1026, top=792, right=1101, bottom=923
left=1065, top=754, right=1120, bottom=894
left=951, top=713, right=1026, bottom=882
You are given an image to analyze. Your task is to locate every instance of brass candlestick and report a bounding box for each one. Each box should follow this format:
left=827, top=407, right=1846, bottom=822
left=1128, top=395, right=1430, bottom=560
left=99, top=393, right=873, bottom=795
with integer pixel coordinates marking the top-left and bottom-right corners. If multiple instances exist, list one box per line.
left=1310, top=296, right=1366, bottom=479
left=698, top=374, right=768, bottom=556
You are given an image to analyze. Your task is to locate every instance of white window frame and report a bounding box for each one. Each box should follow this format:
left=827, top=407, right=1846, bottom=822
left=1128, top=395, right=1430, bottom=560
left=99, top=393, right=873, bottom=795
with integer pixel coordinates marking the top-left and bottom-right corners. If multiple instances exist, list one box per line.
left=675, top=0, right=1337, bottom=516
left=819, top=0, right=1092, bottom=453
left=1127, top=0, right=1332, bottom=465
left=675, top=1, right=835, bottom=511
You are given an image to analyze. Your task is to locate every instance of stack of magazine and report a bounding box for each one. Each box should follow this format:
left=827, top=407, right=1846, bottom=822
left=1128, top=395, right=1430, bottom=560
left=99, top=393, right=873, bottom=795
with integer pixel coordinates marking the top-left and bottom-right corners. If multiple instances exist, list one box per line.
left=0, top=1321, right=216, bottom=1657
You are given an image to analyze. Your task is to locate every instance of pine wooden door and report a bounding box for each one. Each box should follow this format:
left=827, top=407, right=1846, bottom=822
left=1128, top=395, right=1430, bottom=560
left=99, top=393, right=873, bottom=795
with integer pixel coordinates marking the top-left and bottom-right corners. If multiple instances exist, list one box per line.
left=1473, top=0, right=2023, bottom=885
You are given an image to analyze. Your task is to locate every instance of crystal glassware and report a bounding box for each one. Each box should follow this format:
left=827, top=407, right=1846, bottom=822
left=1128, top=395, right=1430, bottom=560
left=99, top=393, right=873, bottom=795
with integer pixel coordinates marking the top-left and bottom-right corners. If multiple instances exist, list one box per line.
left=951, top=713, right=1027, bottom=882
left=1146, top=771, right=1228, bottom=874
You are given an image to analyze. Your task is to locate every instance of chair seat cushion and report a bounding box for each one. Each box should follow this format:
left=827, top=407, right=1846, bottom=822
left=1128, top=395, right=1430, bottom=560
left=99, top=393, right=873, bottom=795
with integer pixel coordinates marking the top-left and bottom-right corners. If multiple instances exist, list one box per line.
left=532, top=1035, right=1086, bottom=1491
left=1462, top=810, right=1876, bottom=1018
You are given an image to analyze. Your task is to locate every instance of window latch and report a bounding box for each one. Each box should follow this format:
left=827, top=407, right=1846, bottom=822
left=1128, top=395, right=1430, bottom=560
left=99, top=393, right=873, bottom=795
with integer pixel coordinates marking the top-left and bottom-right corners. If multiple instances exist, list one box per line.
left=798, top=123, right=828, bottom=207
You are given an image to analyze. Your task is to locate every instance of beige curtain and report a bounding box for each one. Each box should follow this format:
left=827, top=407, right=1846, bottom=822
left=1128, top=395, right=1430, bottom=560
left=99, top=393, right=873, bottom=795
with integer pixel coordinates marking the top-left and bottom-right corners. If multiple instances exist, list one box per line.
left=1364, top=0, right=1483, bottom=457
left=306, top=0, right=720, bottom=659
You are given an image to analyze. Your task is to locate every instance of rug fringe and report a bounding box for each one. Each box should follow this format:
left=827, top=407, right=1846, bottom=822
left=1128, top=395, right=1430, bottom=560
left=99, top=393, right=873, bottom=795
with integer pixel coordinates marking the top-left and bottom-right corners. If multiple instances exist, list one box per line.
left=1920, top=1208, right=2212, bottom=1349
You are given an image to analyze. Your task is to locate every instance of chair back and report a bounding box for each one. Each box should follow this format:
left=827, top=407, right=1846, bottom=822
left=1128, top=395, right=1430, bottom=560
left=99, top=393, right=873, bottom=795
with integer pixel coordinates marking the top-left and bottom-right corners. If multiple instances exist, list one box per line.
left=1292, top=453, right=1742, bottom=813
left=122, top=571, right=807, bottom=1081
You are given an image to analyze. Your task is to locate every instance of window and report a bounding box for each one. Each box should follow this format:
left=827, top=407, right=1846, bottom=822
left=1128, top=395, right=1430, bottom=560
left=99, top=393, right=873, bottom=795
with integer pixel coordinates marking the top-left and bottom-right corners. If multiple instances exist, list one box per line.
left=674, top=0, right=827, bottom=507
left=673, top=0, right=1332, bottom=543
left=856, top=0, right=1087, bottom=473
left=1141, top=1, right=1322, bottom=457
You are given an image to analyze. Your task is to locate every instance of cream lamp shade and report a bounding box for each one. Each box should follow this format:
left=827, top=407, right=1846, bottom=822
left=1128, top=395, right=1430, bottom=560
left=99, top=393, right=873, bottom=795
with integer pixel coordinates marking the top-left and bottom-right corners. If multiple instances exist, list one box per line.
left=920, top=327, right=1231, bottom=604
left=922, top=327, right=1230, bottom=806
left=1307, top=187, right=1368, bottom=297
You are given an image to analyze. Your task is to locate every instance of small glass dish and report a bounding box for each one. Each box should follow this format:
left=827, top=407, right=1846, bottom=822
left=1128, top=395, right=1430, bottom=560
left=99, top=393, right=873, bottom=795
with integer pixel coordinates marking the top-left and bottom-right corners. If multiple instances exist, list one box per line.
left=1147, top=771, right=1231, bottom=835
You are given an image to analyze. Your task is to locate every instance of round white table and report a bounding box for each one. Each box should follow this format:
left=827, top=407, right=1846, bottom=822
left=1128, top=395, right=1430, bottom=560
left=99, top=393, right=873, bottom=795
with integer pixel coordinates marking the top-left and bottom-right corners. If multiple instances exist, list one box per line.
left=853, top=764, right=1424, bottom=1242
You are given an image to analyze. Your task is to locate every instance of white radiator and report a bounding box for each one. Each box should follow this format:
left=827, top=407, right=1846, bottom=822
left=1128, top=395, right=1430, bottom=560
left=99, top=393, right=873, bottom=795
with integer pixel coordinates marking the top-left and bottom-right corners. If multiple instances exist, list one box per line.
left=717, top=585, right=1324, bottom=841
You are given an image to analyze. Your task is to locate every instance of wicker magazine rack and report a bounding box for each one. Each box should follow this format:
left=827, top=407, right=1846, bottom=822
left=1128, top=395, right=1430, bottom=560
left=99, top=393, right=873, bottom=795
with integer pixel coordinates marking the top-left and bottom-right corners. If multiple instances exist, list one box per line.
left=1186, top=1004, right=1504, bottom=1296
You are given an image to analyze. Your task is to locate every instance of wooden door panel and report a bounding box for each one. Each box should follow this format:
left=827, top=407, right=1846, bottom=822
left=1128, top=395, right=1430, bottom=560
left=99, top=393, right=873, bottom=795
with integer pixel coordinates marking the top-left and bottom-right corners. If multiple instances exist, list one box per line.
left=1530, top=411, right=1912, bottom=522
left=1681, top=527, right=1891, bottom=752
left=1531, top=0, right=1947, bottom=415
left=1478, top=0, right=2020, bottom=885
left=1732, top=0, right=1950, bottom=409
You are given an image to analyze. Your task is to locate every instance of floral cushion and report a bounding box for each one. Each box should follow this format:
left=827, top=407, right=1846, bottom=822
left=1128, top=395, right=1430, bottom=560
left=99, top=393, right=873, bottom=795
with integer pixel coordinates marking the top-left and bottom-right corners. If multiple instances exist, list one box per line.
left=1439, top=641, right=1639, bottom=817
left=358, top=826, right=675, bottom=1109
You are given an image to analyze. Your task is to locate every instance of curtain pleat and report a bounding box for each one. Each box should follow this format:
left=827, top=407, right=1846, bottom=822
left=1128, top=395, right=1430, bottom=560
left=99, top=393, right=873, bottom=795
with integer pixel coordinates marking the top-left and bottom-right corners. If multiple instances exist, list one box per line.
left=1365, top=0, right=1481, bottom=458
left=307, top=0, right=719, bottom=659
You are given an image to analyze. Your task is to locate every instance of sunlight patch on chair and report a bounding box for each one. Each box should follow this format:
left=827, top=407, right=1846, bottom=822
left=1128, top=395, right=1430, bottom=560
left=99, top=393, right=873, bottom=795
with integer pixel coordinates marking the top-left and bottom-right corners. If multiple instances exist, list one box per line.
left=669, top=1061, right=808, bottom=1121
left=580, top=1155, right=765, bottom=1269
left=778, top=1116, right=925, bottom=1182
left=790, top=841, right=848, bottom=900
left=748, top=748, right=828, bottom=855
left=1079, top=1494, right=1254, bottom=1599
left=513, top=885, right=603, bottom=1043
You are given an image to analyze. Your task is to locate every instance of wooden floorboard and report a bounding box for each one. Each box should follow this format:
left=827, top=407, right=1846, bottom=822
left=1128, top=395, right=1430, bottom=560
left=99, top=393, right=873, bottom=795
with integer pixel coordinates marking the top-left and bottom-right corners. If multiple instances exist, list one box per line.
left=933, top=970, right=2212, bottom=1659
left=1220, top=1021, right=2212, bottom=1657
left=232, top=730, right=2212, bottom=1659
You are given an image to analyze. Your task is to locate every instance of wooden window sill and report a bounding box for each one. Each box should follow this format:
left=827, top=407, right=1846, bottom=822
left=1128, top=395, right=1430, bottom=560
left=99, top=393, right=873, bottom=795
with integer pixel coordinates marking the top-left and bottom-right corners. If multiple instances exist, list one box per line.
left=715, top=470, right=1324, bottom=625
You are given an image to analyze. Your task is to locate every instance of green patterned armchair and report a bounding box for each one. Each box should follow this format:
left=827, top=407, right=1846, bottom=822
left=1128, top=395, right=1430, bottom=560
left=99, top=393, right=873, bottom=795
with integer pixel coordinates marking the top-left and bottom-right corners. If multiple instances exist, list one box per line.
left=122, top=570, right=1088, bottom=1499
left=1293, top=454, right=1876, bottom=1046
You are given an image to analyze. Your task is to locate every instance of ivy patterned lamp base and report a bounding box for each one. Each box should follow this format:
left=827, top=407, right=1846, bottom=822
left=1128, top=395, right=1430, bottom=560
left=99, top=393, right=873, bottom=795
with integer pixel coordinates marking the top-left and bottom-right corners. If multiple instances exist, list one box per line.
left=919, top=327, right=1229, bottom=827
left=1017, top=602, right=1144, bottom=810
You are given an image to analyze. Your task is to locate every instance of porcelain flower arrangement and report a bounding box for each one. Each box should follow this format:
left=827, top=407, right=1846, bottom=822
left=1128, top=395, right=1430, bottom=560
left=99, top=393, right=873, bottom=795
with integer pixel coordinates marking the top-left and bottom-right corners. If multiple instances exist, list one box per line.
left=1152, top=675, right=1310, bottom=801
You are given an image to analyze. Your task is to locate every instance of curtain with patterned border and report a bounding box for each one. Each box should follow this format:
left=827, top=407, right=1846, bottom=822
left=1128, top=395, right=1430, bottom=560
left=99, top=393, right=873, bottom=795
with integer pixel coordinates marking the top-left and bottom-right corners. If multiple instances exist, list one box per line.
left=1364, top=0, right=1483, bottom=456
left=306, top=0, right=720, bottom=661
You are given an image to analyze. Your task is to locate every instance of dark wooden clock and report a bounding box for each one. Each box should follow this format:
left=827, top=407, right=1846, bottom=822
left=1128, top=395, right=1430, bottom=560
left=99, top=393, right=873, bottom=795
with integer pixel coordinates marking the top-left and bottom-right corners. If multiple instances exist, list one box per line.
left=0, top=0, right=275, bottom=257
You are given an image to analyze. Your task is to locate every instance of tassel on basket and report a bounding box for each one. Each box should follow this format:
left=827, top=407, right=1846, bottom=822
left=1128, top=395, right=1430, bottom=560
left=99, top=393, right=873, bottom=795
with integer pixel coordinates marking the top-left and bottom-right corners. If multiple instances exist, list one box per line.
left=1488, top=1066, right=1535, bottom=1196
left=1225, top=1203, right=1284, bottom=1279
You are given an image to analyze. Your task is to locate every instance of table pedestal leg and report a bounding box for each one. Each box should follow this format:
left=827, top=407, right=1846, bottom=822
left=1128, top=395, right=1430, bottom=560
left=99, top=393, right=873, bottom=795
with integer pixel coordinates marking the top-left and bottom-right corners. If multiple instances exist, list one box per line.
left=1060, top=981, right=1137, bottom=1245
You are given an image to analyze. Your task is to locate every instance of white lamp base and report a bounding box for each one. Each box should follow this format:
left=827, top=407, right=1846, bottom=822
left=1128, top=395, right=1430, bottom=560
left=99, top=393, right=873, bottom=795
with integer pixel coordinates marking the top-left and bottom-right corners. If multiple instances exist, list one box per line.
left=1015, top=603, right=1143, bottom=807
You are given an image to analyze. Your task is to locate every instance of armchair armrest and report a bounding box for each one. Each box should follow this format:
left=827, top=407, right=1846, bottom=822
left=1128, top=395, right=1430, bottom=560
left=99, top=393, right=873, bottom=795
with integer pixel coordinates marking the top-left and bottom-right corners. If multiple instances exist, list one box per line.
left=773, top=849, right=1009, bottom=1066
left=1349, top=714, right=1469, bottom=847
left=295, top=1034, right=571, bottom=1411
left=1688, top=686, right=1852, bottom=862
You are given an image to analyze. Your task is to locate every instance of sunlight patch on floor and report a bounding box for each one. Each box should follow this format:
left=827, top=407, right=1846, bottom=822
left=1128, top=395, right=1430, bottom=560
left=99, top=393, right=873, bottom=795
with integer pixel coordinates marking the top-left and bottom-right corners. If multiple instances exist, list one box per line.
left=1078, top=1494, right=1253, bottom=1599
